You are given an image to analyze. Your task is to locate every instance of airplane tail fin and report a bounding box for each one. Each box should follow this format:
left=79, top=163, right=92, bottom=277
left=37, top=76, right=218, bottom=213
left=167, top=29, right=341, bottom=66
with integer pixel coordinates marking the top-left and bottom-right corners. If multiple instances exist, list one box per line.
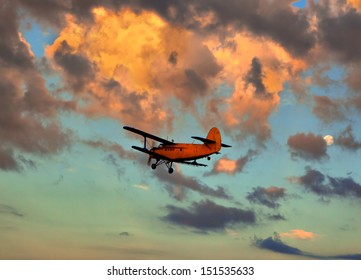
left=206, top=127, right=221, bottom=152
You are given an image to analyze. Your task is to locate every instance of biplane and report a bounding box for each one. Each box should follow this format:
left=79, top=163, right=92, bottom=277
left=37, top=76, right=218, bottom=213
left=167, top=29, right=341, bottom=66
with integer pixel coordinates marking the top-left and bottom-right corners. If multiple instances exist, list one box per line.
left=123, top=126, right=231, bottom=174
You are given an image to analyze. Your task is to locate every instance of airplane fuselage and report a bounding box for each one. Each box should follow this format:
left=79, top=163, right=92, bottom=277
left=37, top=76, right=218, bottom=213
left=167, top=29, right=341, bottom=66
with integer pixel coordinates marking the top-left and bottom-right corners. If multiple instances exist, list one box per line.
left=151, top=143, right=218, bottom=161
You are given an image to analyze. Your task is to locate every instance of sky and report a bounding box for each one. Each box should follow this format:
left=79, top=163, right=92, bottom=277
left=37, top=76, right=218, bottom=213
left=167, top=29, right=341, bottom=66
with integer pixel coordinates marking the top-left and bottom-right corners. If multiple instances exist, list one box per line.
left=1, top=0, right=361, bottom=260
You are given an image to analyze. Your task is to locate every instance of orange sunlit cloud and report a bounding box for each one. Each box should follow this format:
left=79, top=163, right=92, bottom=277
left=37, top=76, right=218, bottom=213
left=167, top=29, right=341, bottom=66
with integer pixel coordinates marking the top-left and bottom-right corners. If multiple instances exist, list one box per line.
left=280, top=229, right=318, bottom=240
left=46, top=7, right=224, bottom=133
left=347, top=0, right=361, bottom=11
left=264, top=186, right=285, bottom=197
left=204, top=32, right=308, bottom=141
left=214, top=158, right=237, bottom=174
left=46, top=6, right=310, bottom=140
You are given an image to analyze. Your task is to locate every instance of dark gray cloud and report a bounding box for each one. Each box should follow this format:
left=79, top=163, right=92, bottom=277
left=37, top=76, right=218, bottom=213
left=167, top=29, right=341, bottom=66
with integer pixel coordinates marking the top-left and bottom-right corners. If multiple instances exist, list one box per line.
left=17, top=0, right=70, bottom=27
left=83, top=139, right=135, bottom=160
left=0, top=148, right=20, bottom=171
left=253, top=235, right=304, bottom=256
left=164, top=184, right=186, bottom=201
left=149, top=0, right=315, bottom=57
left=267, top=214, right=286, bottom=221
left=312, top=96, right=344, bottom=123
left=53, top=40, right=95, bottom=92
left=16, top=0, right=315, bottom=58
left=184, top=69, right=208, bottom=95
left=53, top=174, right=64, bottom=186
left=246, top=186, right=286, bottom=209
left=0, top=204, right=24, bottom=217
left=168, top=51, right=178, bottom=65
left=163, top=199, right=256, bottom=231
left=335, top=125, right=361, bottom=151
left=155, top=168, right=231, bottom=200
left=0, top=2, right=72, bottom=172
left=287, top=133, right=328, bottom=161
left=345, top=64, right=361, bottom=92
left=244, top=57, right=272, bottom=100
left=17, top=155, right=37, bottom=170
left=292, top=167, right=361, bottom=200
left=234, top=150, right=257, bottom=172
left=317, top=6, right=361, bottom=63
left=253, top=234, right=361, bottom=260
left=83, top=139, right=135, bottom=180
left=104, top=154, right=125, bottom=181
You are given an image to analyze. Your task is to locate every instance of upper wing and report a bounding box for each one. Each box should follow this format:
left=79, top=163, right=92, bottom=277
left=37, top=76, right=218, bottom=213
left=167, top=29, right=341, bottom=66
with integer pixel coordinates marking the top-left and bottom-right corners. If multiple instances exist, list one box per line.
left=123, top=126, right=175, bottom=145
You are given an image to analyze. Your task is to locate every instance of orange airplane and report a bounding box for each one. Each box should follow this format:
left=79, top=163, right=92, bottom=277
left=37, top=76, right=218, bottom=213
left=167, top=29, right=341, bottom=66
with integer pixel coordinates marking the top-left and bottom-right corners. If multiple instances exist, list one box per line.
left=123, top=126, right=231, bottom=174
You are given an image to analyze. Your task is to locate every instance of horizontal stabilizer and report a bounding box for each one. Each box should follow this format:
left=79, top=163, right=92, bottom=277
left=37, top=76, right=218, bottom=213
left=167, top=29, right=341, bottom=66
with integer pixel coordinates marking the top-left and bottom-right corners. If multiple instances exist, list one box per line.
left=221, top=143, right=232, bottom=148
left=191, top=136, right=216, bottom=144
left=180, top=161, right=208, bottom=167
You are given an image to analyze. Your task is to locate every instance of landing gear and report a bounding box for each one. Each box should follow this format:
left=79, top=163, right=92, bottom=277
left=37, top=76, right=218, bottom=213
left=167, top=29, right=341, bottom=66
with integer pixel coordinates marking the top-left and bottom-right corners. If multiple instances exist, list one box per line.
left=207, top=156, right=211, bottom=160
left=149, top=159, right=174, bottom=174
left=166, top=162, right=174, bottom=174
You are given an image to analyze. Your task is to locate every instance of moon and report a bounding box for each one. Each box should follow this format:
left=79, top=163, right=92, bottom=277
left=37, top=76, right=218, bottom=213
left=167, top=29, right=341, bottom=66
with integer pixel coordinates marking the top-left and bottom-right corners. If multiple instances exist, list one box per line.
left=323, top=135, right=334, bottom=146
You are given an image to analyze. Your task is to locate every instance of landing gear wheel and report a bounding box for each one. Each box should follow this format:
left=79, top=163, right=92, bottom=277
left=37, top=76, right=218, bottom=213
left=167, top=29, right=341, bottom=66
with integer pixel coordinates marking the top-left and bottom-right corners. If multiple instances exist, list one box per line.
left=207, top=156, right=211, bottom=160
left=168, top=167, right=174, bottom=174
left=151, top=163, right=157, bottom=170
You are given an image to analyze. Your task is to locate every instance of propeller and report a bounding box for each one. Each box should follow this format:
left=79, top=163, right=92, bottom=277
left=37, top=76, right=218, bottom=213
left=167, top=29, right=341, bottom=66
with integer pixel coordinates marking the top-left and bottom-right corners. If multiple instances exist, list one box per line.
left=145, top=139, right=156, bottom=166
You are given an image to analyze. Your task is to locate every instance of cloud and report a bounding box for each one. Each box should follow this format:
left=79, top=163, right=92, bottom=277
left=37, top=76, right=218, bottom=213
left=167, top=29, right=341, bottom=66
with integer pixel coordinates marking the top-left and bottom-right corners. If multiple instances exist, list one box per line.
left=82, top=139, right=132, bottom=179
left=18, top=0, right=317, bottom=58
left=164, top=184, right=186, bottom=201
left=83, top=139, right=135, bottom=160
left=133, top=184, right=149, bottom=191
left=104, top=154, right=125, bottom=181
left=280, top=229, right=318, bottom=240
left=0, top=148, right=20, bottom=171
left=17, top=0, right=70, bottom=27
left=246, top=186, right=286, bottom=209
left=287, top=133, right=328, bottom=161
left=253, top=235, right=304, bottom=256
left=0, top=204, right=24, bottom=217
left=163, top=199, right=256, bottom=231
left=206, top=32, right=307, bottom=143
left=17, top=155, right=37, bottom=170
left=291, top=167, right=361, bottom=200
left=267, top=214, right=286, bottom=221
left=53, top=40, right=95, bottom=92
left=253, top=234, right=361, bottom=259
left=312, top=95, right=344, bottom=123
left=45, top=7, right=222, bottom=132
left=317, top=5, right=361, bottom=63
left=53, top=175, right=64, bottom=186
left=38, top=3, right=310, bottom=143
left=0, top=3, right=72, bottom=171
left=155, top=168, right=231, bottom=200
left=206, top=149, right=257, bottom=176
left=244, top=57, right=272, bottom=100
left=335, top=125, right=361, bottom=151
left=155, top=0, right=315, bottom=57
left=8, top=0, right=361, bottom=171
